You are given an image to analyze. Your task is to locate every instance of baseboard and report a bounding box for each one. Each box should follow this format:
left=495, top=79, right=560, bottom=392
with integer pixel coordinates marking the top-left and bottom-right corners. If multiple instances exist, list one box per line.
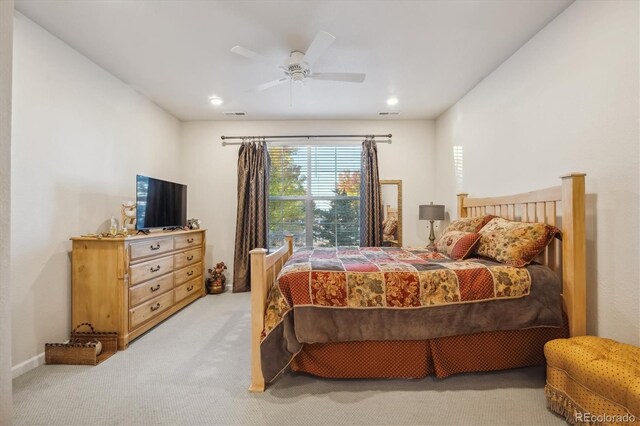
left=12, top=352, right=45, bottom=378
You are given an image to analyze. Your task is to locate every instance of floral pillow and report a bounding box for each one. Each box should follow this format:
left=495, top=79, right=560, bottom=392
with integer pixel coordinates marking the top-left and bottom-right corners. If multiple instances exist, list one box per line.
left=435, top=230, right=482, bottom=260
left=476, top=217, right=560, bottom=267
left=435, top=215, right=494, bottom=245
left=383, top=217, right=398, bottom=239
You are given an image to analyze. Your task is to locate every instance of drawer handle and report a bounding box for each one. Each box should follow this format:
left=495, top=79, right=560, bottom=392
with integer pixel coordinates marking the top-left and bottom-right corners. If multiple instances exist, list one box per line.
left=150, top=284, right=161, bottom=292
left=150, top=265, right=161, bottom=273
left=150, top=303, right=161, bottom=312
left=186, top=255, right=194, bottom=261
left=150, top=243, right=161, bottom=251
left=187, top=270, right=194, bottom=277
left=187, top=285, right=194, bottom=292
left=187, top=238, right=194, bottom=243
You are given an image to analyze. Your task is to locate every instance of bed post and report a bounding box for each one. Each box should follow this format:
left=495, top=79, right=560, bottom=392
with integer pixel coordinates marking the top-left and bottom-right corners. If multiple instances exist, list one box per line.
left=560, top=173, right=587, bottom=337
left=249, top=247, right=267, bottom=392
left=457, top=193, right=468, bottom=219
left=285, top=234, right=294, bottom=257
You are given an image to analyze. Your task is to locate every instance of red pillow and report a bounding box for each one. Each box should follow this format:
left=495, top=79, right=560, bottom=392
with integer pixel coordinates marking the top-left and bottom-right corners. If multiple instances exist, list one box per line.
left=435, top=230, right=482, bottom=260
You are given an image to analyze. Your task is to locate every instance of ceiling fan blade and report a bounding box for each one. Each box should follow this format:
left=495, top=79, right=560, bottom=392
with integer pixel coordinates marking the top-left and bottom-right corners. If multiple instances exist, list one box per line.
left=302, top=31, right=336, bottom=66
left=309, top=72, right=366, bottom=83
left=231, top=45, right=284, bottom=70
left=250, top=78, right=289, bottom=92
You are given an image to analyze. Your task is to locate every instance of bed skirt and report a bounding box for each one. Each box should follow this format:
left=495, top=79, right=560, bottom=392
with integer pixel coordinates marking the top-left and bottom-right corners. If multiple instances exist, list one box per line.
left=291, top=321, right=568, bottom=379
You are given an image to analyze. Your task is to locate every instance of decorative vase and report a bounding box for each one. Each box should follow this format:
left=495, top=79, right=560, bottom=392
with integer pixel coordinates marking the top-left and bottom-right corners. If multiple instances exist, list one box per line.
left=206, top=278, right=225, bottom=295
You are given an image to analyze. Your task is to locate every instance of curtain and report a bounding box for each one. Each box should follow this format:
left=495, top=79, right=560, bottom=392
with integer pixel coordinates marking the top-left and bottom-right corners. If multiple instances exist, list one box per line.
left=359, top=138, right=383, bottom=247
left=233, top=139, right=270, bottom=293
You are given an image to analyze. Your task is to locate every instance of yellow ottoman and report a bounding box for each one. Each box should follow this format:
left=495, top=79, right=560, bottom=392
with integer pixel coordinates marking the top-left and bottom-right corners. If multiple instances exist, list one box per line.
left=545, top=336, right=640, bottom=425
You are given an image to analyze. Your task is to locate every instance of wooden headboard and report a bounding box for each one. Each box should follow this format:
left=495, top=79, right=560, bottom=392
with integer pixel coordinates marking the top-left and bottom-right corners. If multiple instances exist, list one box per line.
left=456, top=173, right=586, bottom=338
left=385, top=204, right=398, bottom=220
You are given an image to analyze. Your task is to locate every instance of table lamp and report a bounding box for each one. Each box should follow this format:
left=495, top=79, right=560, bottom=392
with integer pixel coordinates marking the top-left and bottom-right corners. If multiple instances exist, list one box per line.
left=419, top=202, right=445, bottom=248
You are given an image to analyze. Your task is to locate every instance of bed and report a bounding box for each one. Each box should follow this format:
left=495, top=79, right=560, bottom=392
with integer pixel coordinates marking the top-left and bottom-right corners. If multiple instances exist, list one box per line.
left=248, top=174, right=586, bottom=392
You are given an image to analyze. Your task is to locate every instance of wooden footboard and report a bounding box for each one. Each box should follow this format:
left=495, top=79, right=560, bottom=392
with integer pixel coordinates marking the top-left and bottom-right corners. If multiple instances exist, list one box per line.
left=248, top=235, right=293, bottom=392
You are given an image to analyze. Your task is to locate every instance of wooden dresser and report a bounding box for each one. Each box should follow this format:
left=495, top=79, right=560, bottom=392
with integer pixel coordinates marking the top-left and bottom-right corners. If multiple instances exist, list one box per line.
left=70, top=229, right=206, bottom=349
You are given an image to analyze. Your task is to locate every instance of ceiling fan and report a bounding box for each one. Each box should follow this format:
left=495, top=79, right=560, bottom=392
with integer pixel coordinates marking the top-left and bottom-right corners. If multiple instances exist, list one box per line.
left=231, top=31, right=366, bottom=93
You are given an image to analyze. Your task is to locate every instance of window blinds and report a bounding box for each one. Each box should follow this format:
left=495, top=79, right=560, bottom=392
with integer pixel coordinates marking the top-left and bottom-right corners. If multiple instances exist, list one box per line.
left=268, top=145, right=361, bottom=248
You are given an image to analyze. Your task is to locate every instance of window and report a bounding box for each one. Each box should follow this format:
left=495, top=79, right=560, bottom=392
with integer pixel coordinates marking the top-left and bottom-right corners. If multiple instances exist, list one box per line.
left=268, top=145, right=361, bottom=249
left=453, top=145, right=464, bottom=192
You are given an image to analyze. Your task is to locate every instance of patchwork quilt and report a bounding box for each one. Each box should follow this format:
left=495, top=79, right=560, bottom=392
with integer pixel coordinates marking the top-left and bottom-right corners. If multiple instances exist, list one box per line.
left=260, top=246, right=563, bottom=382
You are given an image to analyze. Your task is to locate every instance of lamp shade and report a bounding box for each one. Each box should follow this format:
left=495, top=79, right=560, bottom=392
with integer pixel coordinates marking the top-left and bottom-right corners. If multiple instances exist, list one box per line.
left=419, top=203, right=445, bottom=221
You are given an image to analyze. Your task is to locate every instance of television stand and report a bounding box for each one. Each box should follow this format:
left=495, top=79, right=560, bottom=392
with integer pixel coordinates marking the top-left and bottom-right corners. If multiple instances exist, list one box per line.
left=162, top=226, right=185, bottom=231
left=136, top=229, right=150, bottom=235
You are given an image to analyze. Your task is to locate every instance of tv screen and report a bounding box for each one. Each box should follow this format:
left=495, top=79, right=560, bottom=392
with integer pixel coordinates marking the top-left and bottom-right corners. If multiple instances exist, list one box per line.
left=136, top=175, right=187, bottom=230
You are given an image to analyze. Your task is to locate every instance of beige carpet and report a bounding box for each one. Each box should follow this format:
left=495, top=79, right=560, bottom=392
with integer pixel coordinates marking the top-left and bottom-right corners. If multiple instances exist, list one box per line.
left=12, top=292, right=564, bottom=425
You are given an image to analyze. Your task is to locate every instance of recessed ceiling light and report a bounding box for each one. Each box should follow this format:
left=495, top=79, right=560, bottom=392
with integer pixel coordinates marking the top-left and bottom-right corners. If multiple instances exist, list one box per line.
left=209, top=96, right=223, bottom=106
left=386, top=97, right=399, bottom=106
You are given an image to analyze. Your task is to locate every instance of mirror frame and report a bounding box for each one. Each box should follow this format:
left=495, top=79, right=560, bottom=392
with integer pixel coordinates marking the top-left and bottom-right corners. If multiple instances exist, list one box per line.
left=380, top=179, right=403, bottom=247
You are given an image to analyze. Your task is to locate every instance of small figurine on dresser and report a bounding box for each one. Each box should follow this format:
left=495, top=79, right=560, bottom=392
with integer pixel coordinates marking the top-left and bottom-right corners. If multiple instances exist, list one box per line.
left=206, top=262, right=227, bottom=294
left=121, top=201, right=136, bottom=232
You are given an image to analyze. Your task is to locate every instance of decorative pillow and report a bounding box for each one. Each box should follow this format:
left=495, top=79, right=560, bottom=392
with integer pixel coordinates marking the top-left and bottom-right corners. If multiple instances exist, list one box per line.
left=476, top=217, right=560, bottom=267
left=435, top=215, right=494, bottom=246
left=435, top=231, right=482, bottom=260
left=441, top=215, right=495, bottom=233
left=383, top=217, right=398, bottom=239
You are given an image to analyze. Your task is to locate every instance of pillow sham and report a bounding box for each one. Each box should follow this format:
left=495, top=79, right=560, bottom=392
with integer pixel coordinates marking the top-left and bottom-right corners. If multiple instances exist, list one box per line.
left=476, top=217, right=560, bottom=267
left=383, top=217, right=398, bottom=239
left=435, top=215, right=494, bottom=245
left=435, top=230, right=482, bottom=260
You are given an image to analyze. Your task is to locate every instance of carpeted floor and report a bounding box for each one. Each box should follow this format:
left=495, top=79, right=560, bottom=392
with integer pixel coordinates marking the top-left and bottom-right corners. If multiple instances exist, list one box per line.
left=13, top=292, right=564, bottom=425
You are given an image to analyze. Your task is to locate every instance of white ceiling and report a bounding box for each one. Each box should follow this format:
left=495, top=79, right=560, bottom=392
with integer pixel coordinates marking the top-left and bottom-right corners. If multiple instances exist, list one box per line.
left=15, top=0, right=573, bottom=121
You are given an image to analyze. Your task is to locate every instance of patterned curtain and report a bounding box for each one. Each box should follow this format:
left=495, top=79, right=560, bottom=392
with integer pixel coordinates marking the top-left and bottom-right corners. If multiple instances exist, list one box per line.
left=359, top=138, right=383, bottom=247
left=233, top=139, right=270, bottom=293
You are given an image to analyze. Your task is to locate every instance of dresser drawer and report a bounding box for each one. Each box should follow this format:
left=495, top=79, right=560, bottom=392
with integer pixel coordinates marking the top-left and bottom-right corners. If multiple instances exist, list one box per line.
left=174, top=262, right=202, bottom=286
left=174, top=233, right=202, bottom=250
left=175, top=278, right=202, bottom=303
left=130, top=255, right=174, bottom=286
left=129, top=290, right=174, bottom=329
left=129, top=274, right=173, bottom=307
left=174, top=248, right=202, bottom=270
left=130, top=237, right=174, bottom=260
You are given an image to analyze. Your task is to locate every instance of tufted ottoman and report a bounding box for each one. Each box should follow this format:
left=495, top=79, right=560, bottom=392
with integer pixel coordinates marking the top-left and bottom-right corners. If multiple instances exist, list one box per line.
left=544, top=336, right=640, bottom=425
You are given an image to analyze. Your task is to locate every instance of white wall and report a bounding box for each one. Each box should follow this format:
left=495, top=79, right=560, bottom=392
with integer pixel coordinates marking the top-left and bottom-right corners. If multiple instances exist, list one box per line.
left=180, top=120, right=436, bottom=278
left=0, top=2, right=14, bottom=422
left=10, top=13, right=182, bottom=369
left=435, top=0, right=639, bottom=345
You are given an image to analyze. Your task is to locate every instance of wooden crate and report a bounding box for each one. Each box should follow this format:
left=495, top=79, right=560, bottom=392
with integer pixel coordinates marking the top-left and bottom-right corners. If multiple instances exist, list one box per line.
left=45, top=323, right=117, bottom=365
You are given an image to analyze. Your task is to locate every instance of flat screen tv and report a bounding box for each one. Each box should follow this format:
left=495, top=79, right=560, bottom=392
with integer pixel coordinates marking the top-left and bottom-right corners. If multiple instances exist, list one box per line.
left=136, top=175, right=187, bottom=230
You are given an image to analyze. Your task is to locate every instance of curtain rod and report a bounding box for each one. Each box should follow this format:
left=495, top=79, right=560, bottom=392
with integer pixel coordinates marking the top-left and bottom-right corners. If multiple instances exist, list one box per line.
left=220, top=134, right=392, bottom=146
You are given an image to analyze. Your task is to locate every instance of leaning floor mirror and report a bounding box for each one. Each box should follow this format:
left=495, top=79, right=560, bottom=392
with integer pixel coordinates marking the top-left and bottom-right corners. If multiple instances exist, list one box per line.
left=380, top=179, right=402, bottom=247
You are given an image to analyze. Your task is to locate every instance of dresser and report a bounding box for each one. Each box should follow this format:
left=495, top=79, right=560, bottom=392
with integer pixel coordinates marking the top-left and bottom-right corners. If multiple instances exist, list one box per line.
left=70, top=229, right=206, bottom=349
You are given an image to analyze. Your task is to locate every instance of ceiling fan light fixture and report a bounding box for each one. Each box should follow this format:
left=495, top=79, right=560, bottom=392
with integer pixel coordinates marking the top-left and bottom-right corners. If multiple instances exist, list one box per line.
left=230, top=31, right=366, bottom=93
left=209, top=96, right=224, bottom=106
left=386, top=97, right=399, bottom=106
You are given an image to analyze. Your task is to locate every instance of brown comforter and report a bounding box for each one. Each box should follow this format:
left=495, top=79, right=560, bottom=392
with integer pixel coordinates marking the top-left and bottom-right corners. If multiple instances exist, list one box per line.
left=260, top=246, right=562, bottom=382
